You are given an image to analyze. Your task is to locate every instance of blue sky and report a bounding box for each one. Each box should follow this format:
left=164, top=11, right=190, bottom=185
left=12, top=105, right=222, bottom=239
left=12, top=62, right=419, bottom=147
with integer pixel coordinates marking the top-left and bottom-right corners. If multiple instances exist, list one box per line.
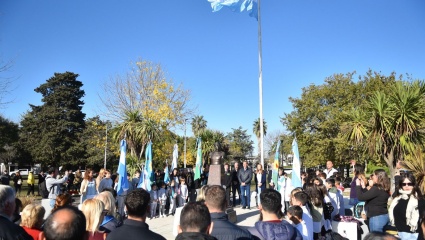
left=1, top=0, right=425, bottom=153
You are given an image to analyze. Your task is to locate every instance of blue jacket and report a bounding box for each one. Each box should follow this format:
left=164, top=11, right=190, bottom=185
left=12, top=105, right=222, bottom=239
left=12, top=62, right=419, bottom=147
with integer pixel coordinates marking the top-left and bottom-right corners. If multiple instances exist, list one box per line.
left=210, top=212, right=253, bottom=240
left=248, top=220, right=302, bottom=240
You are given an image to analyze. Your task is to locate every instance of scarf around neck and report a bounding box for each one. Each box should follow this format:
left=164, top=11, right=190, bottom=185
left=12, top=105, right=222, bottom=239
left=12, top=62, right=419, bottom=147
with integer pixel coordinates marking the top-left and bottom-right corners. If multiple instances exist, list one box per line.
left=389, top=189, right=419, bottom=232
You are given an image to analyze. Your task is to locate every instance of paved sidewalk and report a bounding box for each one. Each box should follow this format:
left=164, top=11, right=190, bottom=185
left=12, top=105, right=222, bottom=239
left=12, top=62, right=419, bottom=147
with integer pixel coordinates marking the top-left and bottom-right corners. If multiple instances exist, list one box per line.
left=148, top=195, right=260, bottom=240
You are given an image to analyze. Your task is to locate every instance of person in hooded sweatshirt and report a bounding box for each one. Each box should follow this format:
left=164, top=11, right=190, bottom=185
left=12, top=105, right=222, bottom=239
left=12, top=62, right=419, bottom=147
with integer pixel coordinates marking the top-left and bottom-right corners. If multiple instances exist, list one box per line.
left=175, top=201, right=217, bottom=240
left=247, top=189, right=302, bottom=240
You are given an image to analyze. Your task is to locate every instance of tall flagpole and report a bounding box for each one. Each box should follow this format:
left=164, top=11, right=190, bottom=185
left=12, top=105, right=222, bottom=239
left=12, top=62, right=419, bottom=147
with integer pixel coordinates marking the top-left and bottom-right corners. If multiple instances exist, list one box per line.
left=258, top=0, right=264, bottom=167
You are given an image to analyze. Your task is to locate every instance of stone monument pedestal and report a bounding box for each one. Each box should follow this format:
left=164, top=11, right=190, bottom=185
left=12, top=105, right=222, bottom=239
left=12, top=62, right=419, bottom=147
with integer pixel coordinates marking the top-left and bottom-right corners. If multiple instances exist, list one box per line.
left=207, top=165, right=222, bottom=186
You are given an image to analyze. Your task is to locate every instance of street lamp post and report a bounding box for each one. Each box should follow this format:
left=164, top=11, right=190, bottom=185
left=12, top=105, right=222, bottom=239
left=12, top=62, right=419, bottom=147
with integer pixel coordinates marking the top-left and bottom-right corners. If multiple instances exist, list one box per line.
left=104, top=126, right=108, bottom=170
left=184, top=119, right=187, bottom=169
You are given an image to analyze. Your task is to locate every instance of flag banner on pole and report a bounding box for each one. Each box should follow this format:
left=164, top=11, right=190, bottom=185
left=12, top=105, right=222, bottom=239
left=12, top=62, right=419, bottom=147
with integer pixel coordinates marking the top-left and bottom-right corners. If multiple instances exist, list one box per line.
left=116, top=139, right=129, bottom=195
left=272, top=140, right=280, bottom=189
left=292, top=138, right=302, bottom=188
left=194, top=137, right=203, bottom=181
left=139, top=141, right=153, bottom=191
left=172, top=143, right=178, bottom=171
left=137, top=164, right=145, bottom=189
left=164, top=162, right=170, bottom=184
left=207, top=0, right=258, bottom=20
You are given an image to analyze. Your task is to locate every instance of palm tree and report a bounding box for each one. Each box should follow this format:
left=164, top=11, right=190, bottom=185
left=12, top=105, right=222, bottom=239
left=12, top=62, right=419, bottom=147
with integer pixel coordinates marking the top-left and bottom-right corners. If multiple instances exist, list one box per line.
left=195, top=129, right=225, bottom=165
left=111, top=110, right=161, bottom=160
left=341, top=108, right=370, bottom=171
left=191, top=115, right=207, bottom=137
left=253, top=118, right=267, bottom=157
left=343, top=80, right=425, bottom=190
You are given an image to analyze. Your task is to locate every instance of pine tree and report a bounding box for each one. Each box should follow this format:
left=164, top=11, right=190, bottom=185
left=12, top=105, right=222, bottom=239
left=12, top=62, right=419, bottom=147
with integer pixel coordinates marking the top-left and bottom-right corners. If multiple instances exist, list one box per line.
left=20, top=72, right=86, bottom=166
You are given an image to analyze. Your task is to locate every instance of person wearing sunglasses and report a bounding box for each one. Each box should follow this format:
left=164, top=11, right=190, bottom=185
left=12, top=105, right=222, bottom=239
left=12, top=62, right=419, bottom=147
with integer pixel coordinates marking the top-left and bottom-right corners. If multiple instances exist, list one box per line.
left=388, top=173, right=425, bottom=240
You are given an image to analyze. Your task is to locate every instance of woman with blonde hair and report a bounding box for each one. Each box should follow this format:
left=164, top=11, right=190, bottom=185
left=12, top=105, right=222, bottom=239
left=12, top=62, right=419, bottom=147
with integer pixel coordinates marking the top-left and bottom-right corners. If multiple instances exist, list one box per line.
left=20, top=203, right=45, bottom=240
left=254, top=163, right=266, bottom=207
left=80, top=168, right=97, bottom=203
left=94, top=191, right=121, bottom=233
left=81, top=199, right=107, bottom=240
left=96, top=168, right=105, bottom=192
left=356, top=169, right=390, bottom=233
left=196, top=185, right=210, bottom=202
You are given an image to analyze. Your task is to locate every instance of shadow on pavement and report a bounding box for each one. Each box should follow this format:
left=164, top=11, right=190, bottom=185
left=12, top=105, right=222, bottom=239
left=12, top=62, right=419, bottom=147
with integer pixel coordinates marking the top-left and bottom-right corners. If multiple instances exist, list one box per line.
left=236, top=209, right=260, bottom=223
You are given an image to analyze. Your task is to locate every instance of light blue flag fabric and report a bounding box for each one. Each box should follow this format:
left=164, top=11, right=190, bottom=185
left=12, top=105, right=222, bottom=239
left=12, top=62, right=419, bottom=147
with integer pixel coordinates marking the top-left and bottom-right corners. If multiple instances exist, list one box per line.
left=164, top=163, right=170, bottom=184
left=208, top=0, right=258, bottom=20
left=292, top=138, right=302, bottom=188
left=138, top=141, right=153, bottom=191
left=117, top=139, right=129, bottom=195
left=194, top=138, right=203, bottom=181
left=137, top=165, right=145, bottom=189
left=171, top=144, right=178, bottom=171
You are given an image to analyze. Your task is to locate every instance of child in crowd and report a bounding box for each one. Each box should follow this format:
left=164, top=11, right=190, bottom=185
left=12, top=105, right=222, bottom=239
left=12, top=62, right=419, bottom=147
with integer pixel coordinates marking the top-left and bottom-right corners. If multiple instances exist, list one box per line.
left=149, top=184, right=159, bottom=219
left=326, top=178, right=344, bottom=216
left=335, top=177, right=345, bottom=192
left=291, top=191, right=313, bottom=240
left=287, top=206, right=308, bottom=240
left=179, top=177, right=188, bottom=207
left=168, top=179, right=177, bottom=216
left=158, top=182, right=167, bottom=218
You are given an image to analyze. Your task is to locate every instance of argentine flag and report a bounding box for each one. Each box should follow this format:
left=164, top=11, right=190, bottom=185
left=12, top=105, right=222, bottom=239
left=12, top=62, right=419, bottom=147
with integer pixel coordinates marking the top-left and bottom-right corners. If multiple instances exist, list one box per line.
left=292, top=138, right=302, bottom=188
left=116, top=139, right=129, bottom=195
left=208, top=0, right=258, bottom=20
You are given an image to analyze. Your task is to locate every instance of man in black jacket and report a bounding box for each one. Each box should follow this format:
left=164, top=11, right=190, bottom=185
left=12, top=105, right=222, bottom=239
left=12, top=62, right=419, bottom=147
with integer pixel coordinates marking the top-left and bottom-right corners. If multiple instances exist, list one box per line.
left=205, top=185, right=253, bottom=240
left=0, top=185, right=32, bottom=240
left=106, top=189, right=166, bottom=240
left=223, top=163, right=232, bottom=207
left=231, top=162, right=241, bottom=206
left=238, top=161, right=253, bottom=209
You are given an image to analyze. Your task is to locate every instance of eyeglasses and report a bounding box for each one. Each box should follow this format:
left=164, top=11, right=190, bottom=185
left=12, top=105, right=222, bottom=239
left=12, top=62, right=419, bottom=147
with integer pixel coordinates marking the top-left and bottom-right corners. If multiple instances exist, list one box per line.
left=401, top=182, right=414, bottom=186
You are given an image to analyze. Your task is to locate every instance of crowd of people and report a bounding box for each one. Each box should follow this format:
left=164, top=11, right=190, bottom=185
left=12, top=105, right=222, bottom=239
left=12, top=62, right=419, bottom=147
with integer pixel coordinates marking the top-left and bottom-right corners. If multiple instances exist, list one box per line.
left=1, top=160, right=425, bottom=240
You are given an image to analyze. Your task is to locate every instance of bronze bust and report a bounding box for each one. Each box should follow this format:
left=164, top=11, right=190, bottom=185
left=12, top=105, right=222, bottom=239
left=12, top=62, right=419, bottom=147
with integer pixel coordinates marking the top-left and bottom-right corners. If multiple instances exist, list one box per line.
left=210, top=142, right=224, bottom=165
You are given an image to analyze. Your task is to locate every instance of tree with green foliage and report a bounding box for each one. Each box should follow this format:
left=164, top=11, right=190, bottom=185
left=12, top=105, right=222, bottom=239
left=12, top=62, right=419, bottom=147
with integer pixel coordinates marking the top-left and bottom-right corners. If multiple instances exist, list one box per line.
left=82, top=116, right=117, bottom=168
left=343, top=80, right=425, bottom=191
left=281, top=71, right=398, bottom=168
left=226, top=126, right=254, bottom=161
left=110, top=110, right=161, bottom=161
left=191, top=115, right=207, bottom=137
left=196, top=129, right=227, bottom=165
left=20, top=72, right=86, bottom=166
left=253, top=118, right=267, bottom=158
left=0, top=115, right=19, bottom=164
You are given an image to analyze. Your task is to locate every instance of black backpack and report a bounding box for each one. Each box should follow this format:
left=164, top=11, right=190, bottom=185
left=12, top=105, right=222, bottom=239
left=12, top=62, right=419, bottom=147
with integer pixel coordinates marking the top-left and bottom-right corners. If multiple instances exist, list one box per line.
left=323, top=202, right=335, bottom=220
left=40, top=176, right=53, bottom=198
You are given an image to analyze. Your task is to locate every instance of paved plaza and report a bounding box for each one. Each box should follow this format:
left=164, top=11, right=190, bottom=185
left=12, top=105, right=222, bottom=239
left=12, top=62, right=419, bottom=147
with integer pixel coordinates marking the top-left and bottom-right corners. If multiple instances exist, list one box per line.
left=148, top=194, right=260, bottom=240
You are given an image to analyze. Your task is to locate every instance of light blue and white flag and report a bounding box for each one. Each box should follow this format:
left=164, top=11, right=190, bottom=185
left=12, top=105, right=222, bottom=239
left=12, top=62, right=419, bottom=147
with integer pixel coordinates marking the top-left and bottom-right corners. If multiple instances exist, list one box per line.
left=137, top=164, right=146, bottom=189
left=116, top=139, right=129, bottom=195
left=138, top=141, right=153, bottom=191
left=208, top=0, right=258, bottom=20
left=194, top=138, right=203, bottom=181
left=164, top=162, right=170, bottom=184
left=292, top=138, right=302, bottom=188
left=171, top=143, right=178, bottom=171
